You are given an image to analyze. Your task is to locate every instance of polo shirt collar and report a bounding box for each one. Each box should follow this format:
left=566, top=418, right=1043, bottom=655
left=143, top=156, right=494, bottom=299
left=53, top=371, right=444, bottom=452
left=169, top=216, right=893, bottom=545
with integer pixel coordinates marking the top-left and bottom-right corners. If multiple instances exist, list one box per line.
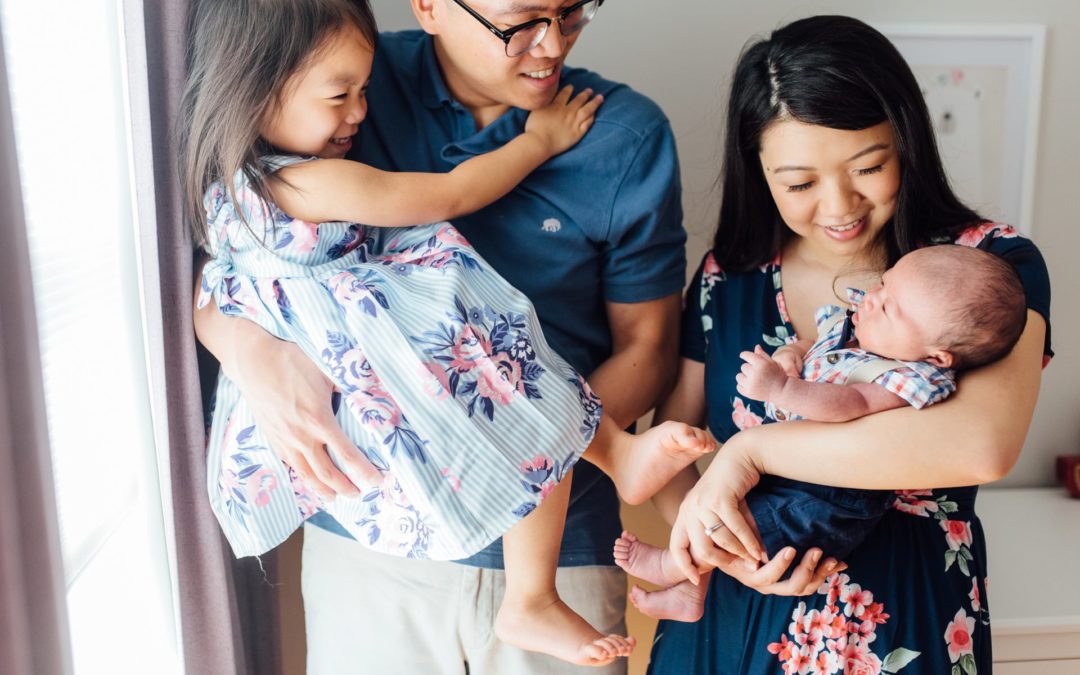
left=419, top=36, right=455, bottom=110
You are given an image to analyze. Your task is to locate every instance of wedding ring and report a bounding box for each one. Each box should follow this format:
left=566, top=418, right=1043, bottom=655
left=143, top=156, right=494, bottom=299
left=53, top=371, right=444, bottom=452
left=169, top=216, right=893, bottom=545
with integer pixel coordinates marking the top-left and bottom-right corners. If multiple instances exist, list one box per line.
left=704, top=522, right=724, bottom=535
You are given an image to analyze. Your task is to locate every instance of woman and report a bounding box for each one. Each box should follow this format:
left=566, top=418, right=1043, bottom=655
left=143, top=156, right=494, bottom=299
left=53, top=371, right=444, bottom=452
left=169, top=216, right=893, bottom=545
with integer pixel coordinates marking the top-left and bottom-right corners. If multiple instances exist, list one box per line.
left=645, top=15, right=1051, bottom=674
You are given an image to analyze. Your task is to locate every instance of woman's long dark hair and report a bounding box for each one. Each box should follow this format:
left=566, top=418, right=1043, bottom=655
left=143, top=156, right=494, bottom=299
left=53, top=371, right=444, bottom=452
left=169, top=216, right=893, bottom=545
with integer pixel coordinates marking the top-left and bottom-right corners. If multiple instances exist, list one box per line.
left=714, top=15, right=985, bottom=272
left=178, top=0, right=377, bottom=249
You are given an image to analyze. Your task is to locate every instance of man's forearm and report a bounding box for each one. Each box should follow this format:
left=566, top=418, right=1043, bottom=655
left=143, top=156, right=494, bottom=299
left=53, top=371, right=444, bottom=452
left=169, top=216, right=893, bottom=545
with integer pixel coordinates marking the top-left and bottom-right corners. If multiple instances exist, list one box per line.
left=587, top=340, right=678, bottom=428
left=192, top=260, right=279, bottom=378
left=588, top=294, right=682, bottom=428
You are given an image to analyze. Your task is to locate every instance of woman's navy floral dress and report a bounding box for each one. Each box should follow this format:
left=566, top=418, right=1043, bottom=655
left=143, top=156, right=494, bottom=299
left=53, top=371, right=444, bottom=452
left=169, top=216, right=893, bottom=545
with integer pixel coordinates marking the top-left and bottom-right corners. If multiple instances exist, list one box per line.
left=198, top=157, right=601, bottom=561
left=648, top=223, right=1052, bottom=675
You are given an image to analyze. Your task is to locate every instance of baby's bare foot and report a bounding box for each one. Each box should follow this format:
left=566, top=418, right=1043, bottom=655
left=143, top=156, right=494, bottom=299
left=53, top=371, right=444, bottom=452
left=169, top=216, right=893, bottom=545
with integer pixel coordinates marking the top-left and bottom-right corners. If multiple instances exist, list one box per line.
left=495, top=593, right=635, bottom=666
left=629, top=576, right=709, bottom=623
left=613, top=422, right=716, bottom=505
left=613, top=530, right=686, bottom=586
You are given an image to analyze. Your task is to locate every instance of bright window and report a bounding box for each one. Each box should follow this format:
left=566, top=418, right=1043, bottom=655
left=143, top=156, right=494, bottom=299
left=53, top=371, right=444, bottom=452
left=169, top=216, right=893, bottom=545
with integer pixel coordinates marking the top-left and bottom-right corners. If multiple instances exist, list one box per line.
left=0, top=1, right=181, bottom=673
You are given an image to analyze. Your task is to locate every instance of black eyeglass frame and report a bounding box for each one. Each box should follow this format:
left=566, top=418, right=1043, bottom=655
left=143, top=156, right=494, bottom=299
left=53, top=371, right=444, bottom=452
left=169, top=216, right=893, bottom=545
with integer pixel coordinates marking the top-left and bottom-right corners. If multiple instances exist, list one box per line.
left=449, top=0, right=605, bottom=57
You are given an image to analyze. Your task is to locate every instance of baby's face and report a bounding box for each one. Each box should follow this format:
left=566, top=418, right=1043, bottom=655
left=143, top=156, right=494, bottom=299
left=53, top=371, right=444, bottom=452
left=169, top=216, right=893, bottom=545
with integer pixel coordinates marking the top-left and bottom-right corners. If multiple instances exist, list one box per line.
left=852, top=255, right=948, bottom=363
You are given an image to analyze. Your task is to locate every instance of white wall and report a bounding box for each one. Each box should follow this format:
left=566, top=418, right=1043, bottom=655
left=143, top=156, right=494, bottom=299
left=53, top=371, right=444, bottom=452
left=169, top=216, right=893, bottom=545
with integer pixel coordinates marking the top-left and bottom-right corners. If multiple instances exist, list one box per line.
left=373, top=1, right=1080, bottom=488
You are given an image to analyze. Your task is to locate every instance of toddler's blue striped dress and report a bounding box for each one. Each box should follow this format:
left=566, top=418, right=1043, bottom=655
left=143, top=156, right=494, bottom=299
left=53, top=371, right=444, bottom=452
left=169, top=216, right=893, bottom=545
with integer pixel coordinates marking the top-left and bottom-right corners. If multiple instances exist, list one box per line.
left=198, top=156, right=600, bottom=560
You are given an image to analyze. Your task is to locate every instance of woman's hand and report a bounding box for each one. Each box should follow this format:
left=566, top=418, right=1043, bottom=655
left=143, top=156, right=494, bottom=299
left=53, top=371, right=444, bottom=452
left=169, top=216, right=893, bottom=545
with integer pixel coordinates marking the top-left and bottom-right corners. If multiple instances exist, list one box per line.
left=668, top=439, right=767, bottom=582
left=720, top=546, right=846, bottom=596
left=225, top=329, right=384, bottom=499
left=667, top=432, right=844, bottom=595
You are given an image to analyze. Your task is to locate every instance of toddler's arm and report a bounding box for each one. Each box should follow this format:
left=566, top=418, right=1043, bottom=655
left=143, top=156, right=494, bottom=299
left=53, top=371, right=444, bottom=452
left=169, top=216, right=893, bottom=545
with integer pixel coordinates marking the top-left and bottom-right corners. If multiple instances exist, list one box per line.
left=270, top=85, right=602, bottom=226
left=736, top=346, right=907, bottom=422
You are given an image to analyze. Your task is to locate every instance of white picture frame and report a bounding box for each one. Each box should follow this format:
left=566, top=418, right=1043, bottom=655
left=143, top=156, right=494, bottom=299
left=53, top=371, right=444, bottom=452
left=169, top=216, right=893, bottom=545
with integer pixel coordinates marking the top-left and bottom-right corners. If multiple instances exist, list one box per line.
left=875, top=23, right=1046, bottom=235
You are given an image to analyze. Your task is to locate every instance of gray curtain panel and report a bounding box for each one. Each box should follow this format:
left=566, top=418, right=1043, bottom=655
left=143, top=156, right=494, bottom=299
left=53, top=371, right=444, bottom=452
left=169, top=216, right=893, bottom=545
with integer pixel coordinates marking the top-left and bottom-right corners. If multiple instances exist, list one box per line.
left=0, top=23, right=74, bottom=675
left=141, top=1, right=283, bottom=673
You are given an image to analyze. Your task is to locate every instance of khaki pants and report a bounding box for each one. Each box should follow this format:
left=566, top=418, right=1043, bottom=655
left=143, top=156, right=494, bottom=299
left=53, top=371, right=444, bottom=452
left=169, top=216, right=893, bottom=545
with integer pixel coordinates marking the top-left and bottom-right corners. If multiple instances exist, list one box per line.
left=302, top=524, right=629, bottom=675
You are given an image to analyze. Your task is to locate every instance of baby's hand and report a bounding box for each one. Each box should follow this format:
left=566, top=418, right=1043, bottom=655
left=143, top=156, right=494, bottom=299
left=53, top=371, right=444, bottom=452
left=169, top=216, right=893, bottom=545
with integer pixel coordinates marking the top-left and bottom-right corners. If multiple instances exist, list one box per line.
left=736, top=345, right=789, bottom=402
left=771, top=345, right=804, bottom=379
left=525, top=85, right=603, bottom=156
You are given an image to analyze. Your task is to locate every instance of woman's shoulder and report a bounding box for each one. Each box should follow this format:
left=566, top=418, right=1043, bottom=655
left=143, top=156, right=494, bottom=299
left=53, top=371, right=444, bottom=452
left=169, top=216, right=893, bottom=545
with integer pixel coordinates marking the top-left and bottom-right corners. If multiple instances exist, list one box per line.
left=933, top=222, right=1034, bottom=252
left=692, top=249, right=779, bottom=287
left=934, top=221, right=1052, bottom=355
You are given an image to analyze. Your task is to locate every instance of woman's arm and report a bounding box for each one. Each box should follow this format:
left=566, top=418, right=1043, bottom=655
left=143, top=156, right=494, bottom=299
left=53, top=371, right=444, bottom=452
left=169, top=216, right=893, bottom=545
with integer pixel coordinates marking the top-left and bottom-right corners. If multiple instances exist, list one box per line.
left=674, top=311, right=1046, bottom=571
left=649, top=358, right=839, bottom=594
left=744, top=310, right=1047, bottom=488
left=271, top=86, right=601, bottom=226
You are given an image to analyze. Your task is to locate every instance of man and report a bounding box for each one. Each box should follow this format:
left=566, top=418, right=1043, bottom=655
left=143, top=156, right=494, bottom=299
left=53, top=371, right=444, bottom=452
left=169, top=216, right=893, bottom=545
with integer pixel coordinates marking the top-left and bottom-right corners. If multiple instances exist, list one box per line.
left=196, top=0, right=684, bottom=671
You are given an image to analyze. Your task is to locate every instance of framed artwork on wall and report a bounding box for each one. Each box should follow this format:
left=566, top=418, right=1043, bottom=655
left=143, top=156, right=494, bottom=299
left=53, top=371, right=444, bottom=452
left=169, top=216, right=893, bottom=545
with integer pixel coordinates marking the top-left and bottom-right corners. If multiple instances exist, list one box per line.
left=875, top=24, right=1046, bottom=235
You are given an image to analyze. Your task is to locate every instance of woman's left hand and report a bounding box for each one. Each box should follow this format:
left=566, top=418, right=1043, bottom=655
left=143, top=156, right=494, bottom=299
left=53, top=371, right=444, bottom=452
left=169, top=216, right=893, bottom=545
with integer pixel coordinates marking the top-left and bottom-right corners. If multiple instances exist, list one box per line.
left=668, top=435, right=767, bottom=582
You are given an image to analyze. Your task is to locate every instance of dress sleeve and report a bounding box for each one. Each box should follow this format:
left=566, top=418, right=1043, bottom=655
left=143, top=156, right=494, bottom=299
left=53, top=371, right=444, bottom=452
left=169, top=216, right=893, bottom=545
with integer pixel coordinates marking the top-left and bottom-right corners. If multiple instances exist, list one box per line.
left=680, top=254, right=709, bottom=363
left=601, top=121, right=687, bottom=304
left=955, top=224, right=1053, bottom=358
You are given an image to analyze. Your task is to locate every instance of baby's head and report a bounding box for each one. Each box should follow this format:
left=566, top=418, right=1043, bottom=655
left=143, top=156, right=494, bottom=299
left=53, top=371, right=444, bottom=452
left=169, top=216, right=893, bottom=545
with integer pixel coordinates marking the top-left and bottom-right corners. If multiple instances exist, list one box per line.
left=180, top=0, right=377, bottom=246
left=852, top=245, right=1027, bottom=370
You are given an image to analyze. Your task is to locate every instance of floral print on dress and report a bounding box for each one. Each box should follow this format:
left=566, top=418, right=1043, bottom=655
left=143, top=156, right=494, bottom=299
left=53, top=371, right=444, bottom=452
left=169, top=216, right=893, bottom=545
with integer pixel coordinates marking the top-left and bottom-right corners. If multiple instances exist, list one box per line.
left=321, top=332, right=428, bottom=463
left=569, top=373, right=603, bottom=442
left=946, top=222, right=1019, bottom=248
left=200, top=157, right=606, bottom=562
left=944, top=608, right=977, bottom=675
left=699, top=252, right=726, bottom=334
left=414, top=297, right=547, bottom=421
left=326, top=270, right=390, bottom=317
left=731, top=396, right=764, bottom=430
left=767, top=572, right=920, bottom=674
left=354, top=477, right=434, bottom=558
left=513, top=454, right=571, bottom=518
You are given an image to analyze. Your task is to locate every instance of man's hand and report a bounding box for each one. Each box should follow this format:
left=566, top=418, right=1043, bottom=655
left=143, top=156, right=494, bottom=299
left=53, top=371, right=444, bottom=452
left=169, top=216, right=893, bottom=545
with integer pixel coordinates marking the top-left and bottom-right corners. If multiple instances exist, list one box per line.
left=226, top=331, right=383, bottom=499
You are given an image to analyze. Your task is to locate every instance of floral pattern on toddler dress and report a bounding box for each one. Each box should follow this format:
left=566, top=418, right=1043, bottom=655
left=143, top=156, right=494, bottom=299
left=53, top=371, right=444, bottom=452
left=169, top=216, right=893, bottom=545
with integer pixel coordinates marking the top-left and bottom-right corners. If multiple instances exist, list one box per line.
left=199, top=156, right=601, bottom=560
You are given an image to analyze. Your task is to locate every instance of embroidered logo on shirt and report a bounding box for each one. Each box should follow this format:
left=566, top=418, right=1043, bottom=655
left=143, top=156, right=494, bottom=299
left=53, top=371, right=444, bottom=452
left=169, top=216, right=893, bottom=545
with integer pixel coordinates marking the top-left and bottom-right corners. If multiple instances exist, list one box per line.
left=541, top=218, right=562, bottom=233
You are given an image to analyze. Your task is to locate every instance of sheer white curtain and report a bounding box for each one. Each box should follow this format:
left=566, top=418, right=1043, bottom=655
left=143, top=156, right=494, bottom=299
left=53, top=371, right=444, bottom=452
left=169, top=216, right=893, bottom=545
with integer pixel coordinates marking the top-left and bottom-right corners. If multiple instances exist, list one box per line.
left=0, top=21, right=72, bottom=675
left=0, top=0, right=181, bottom=673
left=2, top=0, right=288, bottom=670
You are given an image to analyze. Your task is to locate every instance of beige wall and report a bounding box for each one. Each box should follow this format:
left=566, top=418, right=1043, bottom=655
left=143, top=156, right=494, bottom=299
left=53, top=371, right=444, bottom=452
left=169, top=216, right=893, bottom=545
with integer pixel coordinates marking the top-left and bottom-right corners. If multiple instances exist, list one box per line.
left=375, top=0, right=1080, bottom=487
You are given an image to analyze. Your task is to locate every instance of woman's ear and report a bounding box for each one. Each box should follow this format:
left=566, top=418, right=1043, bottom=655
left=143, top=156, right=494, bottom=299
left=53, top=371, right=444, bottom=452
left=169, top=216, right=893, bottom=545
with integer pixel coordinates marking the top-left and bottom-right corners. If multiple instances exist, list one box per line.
left=410, top=0, right=440, bottom=35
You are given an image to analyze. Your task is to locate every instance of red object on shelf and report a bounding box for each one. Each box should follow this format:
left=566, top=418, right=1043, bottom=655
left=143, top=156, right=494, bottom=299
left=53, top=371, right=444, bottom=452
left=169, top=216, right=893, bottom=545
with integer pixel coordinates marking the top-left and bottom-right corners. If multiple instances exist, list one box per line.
left=1057, top=455, right=1080, bottom=498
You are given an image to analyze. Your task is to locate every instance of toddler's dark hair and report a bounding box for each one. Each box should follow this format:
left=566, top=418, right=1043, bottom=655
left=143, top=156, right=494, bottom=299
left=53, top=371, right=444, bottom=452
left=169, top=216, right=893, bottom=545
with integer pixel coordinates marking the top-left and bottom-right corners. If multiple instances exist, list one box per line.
left=910, top=245, right=1027, bottom=370
left=178, top=0, right=378, bottom=249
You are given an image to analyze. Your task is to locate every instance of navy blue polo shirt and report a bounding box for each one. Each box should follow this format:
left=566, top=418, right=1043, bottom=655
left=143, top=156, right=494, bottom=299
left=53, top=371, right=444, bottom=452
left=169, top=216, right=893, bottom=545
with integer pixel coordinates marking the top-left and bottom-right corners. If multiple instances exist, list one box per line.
left=308, top=30, right=686, bottom=568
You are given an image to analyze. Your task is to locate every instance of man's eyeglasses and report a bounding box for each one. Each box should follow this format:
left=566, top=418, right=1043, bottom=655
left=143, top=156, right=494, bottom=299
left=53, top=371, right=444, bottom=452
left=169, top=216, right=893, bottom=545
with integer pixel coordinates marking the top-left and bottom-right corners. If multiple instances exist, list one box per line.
left=450, top=0, right=604, bottom=58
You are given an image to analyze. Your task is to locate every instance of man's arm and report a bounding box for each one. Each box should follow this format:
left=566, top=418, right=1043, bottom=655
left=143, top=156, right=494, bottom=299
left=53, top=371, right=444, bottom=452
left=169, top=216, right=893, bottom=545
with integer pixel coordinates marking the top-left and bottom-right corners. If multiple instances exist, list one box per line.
left=193, top=258, right=378, bottom=496
left=585, top=293, right=682, bottom=428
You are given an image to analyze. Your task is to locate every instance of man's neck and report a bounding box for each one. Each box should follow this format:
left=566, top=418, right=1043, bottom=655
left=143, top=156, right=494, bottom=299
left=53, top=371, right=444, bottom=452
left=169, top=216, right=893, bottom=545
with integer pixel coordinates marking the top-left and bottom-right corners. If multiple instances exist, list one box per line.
left=432, top=39, right=510, bottom=130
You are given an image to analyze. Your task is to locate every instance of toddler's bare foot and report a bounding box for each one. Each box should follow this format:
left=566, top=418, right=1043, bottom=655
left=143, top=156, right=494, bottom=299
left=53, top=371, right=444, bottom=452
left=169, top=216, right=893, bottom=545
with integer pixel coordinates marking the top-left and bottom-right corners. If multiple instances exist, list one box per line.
left=495, top=592, right=635, bottom=666
left=613, top=421, right=716, bottom=505
left=613, top=530, right=686, bottom=586
left=629, top=576, right=709, bottom=623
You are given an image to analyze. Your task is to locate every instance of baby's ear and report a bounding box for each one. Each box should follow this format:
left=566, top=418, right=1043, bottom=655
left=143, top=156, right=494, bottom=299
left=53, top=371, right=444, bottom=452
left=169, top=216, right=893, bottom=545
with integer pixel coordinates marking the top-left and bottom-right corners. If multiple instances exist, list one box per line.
left=925, top=349, right=954, bottom=369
